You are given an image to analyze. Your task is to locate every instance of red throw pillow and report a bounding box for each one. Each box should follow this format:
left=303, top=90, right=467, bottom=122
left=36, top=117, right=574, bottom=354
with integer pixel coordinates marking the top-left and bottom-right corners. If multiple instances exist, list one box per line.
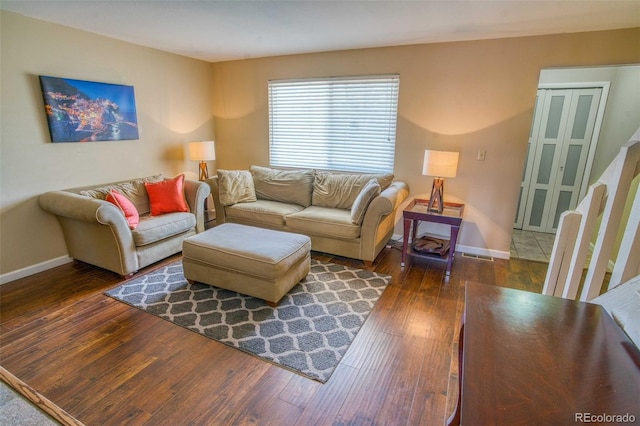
left=145, top=174, right=189, bottom=215
left=106, top=189, right=140, bottom=229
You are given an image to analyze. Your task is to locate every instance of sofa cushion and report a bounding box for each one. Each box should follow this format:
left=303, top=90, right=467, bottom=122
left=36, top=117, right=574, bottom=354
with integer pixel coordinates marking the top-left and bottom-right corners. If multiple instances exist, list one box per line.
left=225, top=200, right=304, bottom=228
left=350, top=179, right=381, bottom=225
left=132, top=212, right=196, bottom=246
left=250, top=165, right=315, bottom=207
left=79, top=174, right=164, bottom=214
left=312, top=172, right=394, bottom=209
left=217, top=170, right=257, bottom=206
left=145, top=174, right=189, bottom=215
left=285, top=206, right=360, bottom=239
left=106, top=189, right=140, bottom=229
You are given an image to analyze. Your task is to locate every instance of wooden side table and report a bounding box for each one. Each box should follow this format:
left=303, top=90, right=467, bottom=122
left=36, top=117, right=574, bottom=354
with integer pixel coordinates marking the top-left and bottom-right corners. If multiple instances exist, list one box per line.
left=402, top=199, right=464, bottom=275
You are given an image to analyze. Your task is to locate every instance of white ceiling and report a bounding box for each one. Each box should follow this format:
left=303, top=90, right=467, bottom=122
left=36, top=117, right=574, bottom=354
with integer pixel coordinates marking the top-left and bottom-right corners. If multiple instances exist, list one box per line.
left=2, top=0, right=639, bottom=63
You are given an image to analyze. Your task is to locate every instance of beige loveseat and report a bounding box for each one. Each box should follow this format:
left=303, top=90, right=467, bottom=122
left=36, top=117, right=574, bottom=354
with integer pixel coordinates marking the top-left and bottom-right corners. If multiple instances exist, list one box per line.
left=207, top=166, right=409, bottom=264
left=39, top=175, right=210, bottom=277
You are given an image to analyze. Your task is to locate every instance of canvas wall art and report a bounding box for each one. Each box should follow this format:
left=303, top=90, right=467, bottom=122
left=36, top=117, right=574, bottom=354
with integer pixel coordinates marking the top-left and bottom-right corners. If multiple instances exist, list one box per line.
left=39, top=76, right=139, bottom=143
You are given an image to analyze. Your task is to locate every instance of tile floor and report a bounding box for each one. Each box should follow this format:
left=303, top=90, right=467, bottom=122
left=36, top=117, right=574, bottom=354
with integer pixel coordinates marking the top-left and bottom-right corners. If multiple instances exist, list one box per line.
left=510, top=229, right=556, bottom=262
left=0, top=381, right=59, bottom=426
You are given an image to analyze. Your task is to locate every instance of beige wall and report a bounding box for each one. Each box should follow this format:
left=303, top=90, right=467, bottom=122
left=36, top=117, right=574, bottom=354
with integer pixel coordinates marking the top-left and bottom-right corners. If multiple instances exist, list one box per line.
left=211, top=28, right=640, bottom=258
left=0, top=11, right=215, bottom=280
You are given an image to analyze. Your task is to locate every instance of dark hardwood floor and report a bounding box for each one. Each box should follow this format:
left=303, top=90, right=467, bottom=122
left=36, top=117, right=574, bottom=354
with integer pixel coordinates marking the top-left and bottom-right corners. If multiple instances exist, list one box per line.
left=0, top=245, right=547, bottom=425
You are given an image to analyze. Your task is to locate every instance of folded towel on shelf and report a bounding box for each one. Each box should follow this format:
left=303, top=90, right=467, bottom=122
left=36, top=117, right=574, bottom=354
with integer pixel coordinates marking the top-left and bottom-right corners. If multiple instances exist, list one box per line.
left=412, top=236, right=450, bottom=256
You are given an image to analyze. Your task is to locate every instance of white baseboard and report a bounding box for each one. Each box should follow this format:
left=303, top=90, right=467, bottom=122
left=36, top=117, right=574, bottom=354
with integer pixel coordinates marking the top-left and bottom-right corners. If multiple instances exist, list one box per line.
left=456, top=244, right=510, bottom=260
left=0, top=256, right=73, bottom=285
left=390, top=234, right=510, bottom=260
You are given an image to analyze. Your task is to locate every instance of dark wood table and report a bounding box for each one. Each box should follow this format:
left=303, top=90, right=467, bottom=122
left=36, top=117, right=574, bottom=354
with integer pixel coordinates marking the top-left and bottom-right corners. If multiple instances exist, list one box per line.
left=402, top=199, right=464, bottom=276
left=449, top=282, right=640, bottom=425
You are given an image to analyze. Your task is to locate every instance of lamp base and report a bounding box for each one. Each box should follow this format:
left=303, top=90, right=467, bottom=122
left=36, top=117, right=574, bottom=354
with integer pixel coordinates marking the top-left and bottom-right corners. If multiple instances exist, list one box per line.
left=427, top=177, right=445, bottom=213
left=198, top=161, right=209, bottom=181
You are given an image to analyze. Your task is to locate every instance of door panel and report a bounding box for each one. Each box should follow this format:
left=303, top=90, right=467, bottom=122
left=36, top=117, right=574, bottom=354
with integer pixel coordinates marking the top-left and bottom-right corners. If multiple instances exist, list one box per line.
left=553, top=190, right=573, bottom=229
left=561, top=144, right=583, bottom=186
left=545, top=95, right=566, bottom=139
left=522, top=90, right=572, bottom=232
left=545, top=88, right=602, bottom=233
left=519, top=87, right=602, bottom=233
left=529, top=189, right=548, bottom=228
left=537, top=144, right=556, bottom=184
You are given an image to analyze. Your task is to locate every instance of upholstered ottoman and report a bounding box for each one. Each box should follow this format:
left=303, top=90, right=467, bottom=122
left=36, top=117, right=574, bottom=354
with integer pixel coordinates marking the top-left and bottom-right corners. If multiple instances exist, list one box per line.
left=182, top=223, right=311, bottom=306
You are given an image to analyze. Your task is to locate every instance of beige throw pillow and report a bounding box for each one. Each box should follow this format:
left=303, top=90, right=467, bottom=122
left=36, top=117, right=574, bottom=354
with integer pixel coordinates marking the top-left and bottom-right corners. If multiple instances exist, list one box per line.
left=350, top=179, right=381, bottom=224
left=313, top=172, right=393, bottom=209
left=250, top=165, right=315, bottom=207
left=217, top=170, right=257, bottom=206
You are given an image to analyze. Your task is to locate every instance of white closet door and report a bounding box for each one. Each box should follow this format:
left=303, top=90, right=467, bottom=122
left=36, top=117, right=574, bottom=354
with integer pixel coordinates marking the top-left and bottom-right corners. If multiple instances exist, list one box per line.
left=545, top=88, right=602, bottom=232
left=523, top=89, right=573, bottom=232
left=521, top=88, right=602, bottom=233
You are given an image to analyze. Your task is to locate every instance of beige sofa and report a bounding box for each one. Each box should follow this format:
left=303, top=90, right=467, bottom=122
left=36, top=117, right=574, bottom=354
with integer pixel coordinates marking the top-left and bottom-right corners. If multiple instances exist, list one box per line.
left=207, top=166, right=409, bottom=264
left=39, top=174, right=210, bottom=277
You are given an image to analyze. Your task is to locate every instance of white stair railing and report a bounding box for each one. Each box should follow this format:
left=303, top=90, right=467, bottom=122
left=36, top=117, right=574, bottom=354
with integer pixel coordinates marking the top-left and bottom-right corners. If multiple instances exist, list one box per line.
left=542, top=127, right=640, bottom=301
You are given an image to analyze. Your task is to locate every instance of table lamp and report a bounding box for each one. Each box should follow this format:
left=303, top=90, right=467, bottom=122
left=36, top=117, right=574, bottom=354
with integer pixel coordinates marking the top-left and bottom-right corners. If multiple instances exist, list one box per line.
left=189, top=141, right=216, bottom=181
left=422, top=150, right=459, bottom=213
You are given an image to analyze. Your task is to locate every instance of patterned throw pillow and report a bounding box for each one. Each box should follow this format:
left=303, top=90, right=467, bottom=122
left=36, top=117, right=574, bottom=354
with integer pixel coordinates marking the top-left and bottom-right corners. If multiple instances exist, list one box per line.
left=106, top=189, right=140, bottom=229
left=144, top=174, right=189, bottom=215
left=217, top=170, right=257, bottom=206
left=350, top=178, right=381, bottom=225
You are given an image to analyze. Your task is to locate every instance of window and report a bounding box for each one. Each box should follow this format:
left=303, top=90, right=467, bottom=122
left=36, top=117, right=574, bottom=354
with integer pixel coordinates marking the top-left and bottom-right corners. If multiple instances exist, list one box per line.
left=268, top=75, right=399, bottom=173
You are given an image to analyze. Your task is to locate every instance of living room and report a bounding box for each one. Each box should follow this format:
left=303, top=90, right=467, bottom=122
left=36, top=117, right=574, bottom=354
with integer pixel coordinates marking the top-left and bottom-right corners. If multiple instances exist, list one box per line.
left=2, top=5, right=639, bottom=283
left=1, top=2, right=639, bottom=424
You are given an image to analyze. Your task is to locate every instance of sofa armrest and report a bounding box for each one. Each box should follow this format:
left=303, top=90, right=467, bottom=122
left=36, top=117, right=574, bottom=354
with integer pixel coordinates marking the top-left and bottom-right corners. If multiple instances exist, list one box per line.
left=360, top=181, right=410, bottom=260
left=205, top=176, right=226, bottom=224
left=39, top=190, right=138, bottom=275
left=39, top=190, right=133, bottom=244
left=39, top=190, right=129, bottom=228
left=183, top=179, right=210, bottom=233
left=363, top=181, right=410, bottom=224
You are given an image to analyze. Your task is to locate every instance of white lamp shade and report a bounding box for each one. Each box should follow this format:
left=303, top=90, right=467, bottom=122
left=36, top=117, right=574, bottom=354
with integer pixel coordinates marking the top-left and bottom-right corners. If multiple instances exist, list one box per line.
left=189, top=141, right=216, bottom=161
left=422, top=150, right=459, bottom=178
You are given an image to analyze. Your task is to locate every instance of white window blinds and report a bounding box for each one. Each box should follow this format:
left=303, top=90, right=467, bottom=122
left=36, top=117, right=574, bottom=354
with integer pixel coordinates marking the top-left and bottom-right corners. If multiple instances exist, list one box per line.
left=268, top=75, right=399, bottom=173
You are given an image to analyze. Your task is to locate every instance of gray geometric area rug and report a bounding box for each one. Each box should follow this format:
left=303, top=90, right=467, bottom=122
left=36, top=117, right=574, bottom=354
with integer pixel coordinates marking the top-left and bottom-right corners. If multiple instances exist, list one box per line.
left=105, top=259, right=391, bottom=382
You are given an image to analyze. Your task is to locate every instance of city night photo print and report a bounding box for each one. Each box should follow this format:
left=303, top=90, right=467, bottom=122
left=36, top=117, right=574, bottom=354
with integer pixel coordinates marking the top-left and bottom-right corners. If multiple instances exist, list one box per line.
left=39, top=76, right=139, bottom=143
